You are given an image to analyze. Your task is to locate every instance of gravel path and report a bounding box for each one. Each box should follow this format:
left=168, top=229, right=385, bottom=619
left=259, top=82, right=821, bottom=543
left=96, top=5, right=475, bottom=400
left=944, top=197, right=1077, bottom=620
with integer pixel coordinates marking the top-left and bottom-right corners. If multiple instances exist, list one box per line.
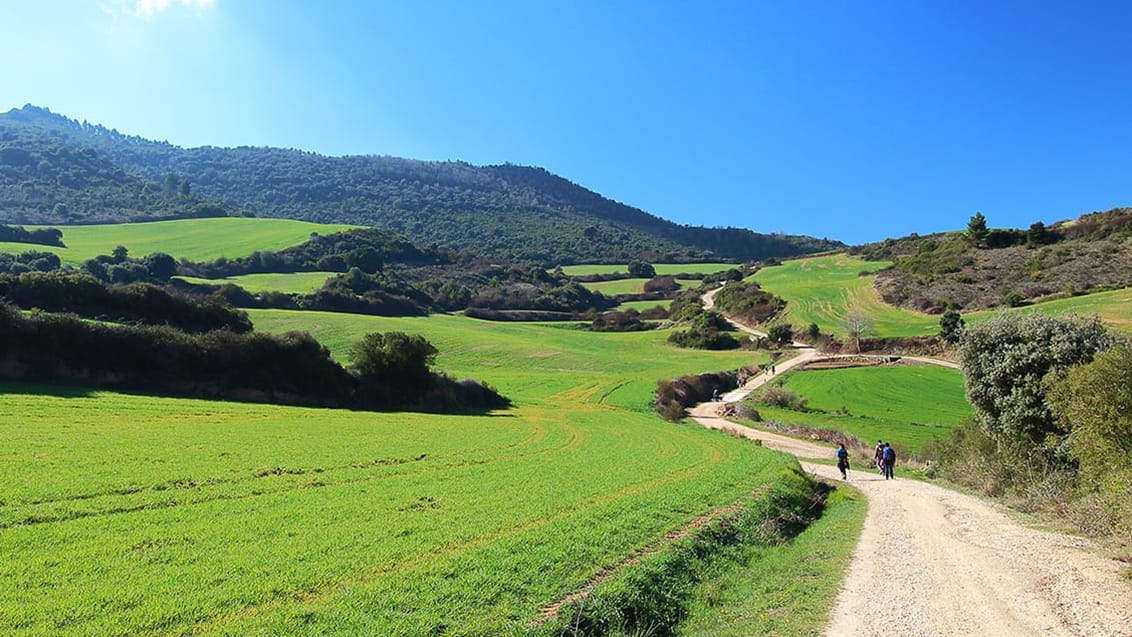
left=689, top=406, right=1132, bottom=636
left=694, top=284, right=1132, bottom=635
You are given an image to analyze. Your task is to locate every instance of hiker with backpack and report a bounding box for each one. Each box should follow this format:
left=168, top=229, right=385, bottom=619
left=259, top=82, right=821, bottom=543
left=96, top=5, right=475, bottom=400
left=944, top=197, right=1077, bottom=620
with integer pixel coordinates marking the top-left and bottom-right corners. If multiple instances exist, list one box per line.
left=882, top=442, right=896, bottom=480
left=836, top=444, right=850, bottom=480
left=873, top=440, right=884, bottom=474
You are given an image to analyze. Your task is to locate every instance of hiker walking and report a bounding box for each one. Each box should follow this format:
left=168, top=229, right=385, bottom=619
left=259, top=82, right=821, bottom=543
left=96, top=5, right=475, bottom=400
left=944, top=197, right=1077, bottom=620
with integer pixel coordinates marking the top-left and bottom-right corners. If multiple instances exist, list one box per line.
left=836, top=444, right=850, bottom=480
left=882, top=443, right=896, bottom=480
left=873, top=440, right=884, bottom=474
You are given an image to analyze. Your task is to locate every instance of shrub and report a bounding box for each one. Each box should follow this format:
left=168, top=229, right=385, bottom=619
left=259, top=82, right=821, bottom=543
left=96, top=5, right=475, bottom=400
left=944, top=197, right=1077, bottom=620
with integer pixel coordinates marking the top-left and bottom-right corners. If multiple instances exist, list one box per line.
left=756, top=386, right=807, bottom=411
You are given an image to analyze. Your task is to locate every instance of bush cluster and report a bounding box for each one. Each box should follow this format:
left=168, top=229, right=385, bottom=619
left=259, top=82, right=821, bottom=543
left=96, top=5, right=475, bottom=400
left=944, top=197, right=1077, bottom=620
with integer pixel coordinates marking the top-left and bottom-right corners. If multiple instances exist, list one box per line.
left=0, top=223, right=64, bottom=247
left=0, top=304, right=508, bottom=414
left=925, top=313, right=1130, bottom=540
left=654, top=370, right=742, bottom=421
left=1, top=271, right=251, bottom=333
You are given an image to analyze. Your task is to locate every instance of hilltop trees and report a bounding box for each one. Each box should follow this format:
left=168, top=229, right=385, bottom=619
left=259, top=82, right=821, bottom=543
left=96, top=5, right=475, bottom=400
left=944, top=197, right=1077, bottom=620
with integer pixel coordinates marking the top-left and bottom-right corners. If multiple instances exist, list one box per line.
left=966, top=212, right=988, bottom=246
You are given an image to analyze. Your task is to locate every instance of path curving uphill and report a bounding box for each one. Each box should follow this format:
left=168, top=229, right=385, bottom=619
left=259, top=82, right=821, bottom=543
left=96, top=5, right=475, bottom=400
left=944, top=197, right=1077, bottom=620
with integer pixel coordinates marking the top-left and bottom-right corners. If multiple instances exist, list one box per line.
left=692, top=285, right=1132, bottom=636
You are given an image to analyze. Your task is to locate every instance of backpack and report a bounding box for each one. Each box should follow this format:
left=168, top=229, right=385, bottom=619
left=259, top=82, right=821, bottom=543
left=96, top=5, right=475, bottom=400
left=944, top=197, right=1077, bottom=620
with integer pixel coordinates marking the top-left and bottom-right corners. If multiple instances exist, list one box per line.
left=837, top=447, right=848, bottom=460
left=883, top=446, right=895, bottom=462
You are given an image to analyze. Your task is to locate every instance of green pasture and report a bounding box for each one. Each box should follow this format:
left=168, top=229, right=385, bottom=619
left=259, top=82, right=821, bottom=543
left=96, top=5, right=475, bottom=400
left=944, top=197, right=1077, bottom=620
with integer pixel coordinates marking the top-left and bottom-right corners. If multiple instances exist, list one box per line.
left=752, top=254, right=938, bottom=338
left=582, top=277, right=690, bottom=296
left=616, top=299, right=673, bottom=312
left=753, top=254, right=1132, bottom=338
left=969, top=286, right=1132, bottom=335
left=1, top=311, right=791, bottom=634
left=679, top=486, right=866, bottom=635
left=248, top=309, right=760, bottom=410
left=747, top=364, right=972, bottom=454
left=560, top=263, right=736, bottom=277
left=0, top=218, right=358, bottom=265
left=176, top=271, right=338, bottom=294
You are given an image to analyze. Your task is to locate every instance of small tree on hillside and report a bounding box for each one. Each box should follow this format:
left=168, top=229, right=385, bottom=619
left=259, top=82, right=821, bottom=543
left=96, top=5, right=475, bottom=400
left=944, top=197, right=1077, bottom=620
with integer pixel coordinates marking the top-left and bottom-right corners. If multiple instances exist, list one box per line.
left=350, top=331, right=439, bottom=407
left=768, top=324, right=793, bottom=346
left=627, top=261, right=656, bottom=278
left=939, top=310, right=964, bottom=344
left=967, top=212, right=989, bottom=247
left=843, top=310, right=873, bottom=353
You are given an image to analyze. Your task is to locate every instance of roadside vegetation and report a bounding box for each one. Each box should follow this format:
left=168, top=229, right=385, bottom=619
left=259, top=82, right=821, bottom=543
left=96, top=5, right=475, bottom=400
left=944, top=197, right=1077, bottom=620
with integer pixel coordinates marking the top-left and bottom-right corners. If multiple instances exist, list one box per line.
left=533, top=467, right=858, bottom=636
left=925, top=313, right=1132, bottom=544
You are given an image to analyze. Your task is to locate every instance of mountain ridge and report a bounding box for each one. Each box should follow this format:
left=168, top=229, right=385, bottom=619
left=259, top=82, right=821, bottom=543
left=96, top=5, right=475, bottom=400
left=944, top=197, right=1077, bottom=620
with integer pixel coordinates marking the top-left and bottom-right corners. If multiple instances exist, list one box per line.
left=0, top=105, right=843, bottom=264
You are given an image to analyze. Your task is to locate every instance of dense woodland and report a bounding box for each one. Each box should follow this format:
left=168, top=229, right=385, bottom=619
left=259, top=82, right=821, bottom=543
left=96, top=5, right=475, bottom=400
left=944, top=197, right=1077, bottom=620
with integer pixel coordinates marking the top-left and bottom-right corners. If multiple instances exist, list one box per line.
left=0, top=105, right=841, bottom=265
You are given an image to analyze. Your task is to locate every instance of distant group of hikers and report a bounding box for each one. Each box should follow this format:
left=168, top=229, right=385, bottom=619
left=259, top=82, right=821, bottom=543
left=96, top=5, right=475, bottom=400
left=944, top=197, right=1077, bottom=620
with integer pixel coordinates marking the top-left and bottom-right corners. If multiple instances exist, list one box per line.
left=835, top=440, right=897, bottom=480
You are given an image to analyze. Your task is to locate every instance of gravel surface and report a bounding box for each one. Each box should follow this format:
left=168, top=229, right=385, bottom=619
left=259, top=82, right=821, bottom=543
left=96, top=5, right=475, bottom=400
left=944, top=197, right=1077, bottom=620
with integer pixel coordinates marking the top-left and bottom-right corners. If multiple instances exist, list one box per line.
left=690, top=405, right=1132, bottom=636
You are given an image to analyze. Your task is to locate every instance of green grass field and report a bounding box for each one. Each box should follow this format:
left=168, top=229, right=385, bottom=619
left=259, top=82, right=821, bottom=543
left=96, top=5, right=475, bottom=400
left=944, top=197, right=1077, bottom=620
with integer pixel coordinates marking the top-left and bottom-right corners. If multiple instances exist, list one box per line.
left=752, top=254, right=939, bottom=338
left=560, top=263, right=736, bottom=277
left=678, top=486, right=866, bottom=635
left=582, top=277, right=678, bottom=295
left=0, top=218, right=358, bottom=265
left=748, top=364, right=972, bottom=454
left=616, top=299, right=673, bottom=312
left=754, top=254, right=1132, bottom=337
left=1, top=311, right=795, bottom=634
left=176, top=271, right=338, bottom=294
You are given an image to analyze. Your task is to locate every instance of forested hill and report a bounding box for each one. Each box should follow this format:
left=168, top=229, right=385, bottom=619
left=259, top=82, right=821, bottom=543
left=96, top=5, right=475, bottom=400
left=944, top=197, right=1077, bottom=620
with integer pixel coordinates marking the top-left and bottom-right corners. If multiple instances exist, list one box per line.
left=0, top=105, right=842, bottom=264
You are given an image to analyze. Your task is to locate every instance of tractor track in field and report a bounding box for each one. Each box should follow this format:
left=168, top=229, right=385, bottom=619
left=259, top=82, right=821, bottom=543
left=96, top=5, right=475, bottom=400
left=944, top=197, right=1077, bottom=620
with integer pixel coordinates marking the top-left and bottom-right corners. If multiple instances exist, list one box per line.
left=692, top=286, right=1132, bottom=636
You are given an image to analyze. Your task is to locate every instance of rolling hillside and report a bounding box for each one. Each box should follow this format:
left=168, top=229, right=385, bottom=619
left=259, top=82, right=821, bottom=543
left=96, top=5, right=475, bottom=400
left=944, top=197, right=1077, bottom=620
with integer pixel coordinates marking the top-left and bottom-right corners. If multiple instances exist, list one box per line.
left=0, top=105, right=843, bottom=265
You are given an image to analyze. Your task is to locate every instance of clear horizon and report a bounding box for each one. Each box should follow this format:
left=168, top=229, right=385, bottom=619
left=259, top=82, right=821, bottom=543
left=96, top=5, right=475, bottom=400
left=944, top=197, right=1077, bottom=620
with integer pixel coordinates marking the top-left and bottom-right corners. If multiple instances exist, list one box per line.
left=3, top=0, right=1130, bottom=244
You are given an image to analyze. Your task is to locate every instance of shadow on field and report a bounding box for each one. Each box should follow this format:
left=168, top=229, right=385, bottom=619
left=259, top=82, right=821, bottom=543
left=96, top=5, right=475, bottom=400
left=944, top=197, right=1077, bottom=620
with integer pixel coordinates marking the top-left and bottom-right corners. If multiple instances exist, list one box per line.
left=0, top=381, right=95, bottom=399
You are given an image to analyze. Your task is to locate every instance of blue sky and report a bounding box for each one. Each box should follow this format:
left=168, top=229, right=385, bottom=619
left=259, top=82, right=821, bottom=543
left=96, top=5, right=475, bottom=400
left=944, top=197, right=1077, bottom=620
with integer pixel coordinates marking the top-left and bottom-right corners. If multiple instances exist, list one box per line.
left=2, top=1, right=1129, bottom=244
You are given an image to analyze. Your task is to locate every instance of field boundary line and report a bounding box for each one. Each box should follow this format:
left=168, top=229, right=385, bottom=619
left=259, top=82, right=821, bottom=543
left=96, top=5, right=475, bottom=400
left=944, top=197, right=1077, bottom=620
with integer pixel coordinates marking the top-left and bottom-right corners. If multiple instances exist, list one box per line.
left=531, top=484, right=773, bottom=626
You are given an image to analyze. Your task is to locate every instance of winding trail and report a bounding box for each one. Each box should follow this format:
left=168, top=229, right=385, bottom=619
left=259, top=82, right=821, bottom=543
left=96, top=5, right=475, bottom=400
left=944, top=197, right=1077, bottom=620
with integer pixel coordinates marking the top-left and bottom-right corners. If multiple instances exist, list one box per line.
left=691, top=285, right=1132, bottom=636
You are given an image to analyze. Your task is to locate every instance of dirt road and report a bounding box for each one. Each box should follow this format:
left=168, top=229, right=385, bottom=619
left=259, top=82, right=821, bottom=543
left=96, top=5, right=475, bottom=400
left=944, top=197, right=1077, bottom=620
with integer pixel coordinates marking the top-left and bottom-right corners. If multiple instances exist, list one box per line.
left=690, top=285, right=1131, bottom=635
left=691, top=403, right=1132, bottom=636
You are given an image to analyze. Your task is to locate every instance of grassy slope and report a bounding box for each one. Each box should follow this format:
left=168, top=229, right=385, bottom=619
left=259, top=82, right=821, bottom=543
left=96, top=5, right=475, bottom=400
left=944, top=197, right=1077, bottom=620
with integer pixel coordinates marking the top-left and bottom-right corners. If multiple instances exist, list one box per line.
left=755, top=254, right=1132, bottom=337
left=0, top=218, right=358, bottom=265
left=752, top=254, right=938, bottom=338
left=678, top=486, right=867, bottom=635
left=176, top=271, right=338, bottom=294
left=560, top=263, right=736, bottom=277
left=750, top=365, right=972, bottom=454
left=2, top=312, right=792, bottom=635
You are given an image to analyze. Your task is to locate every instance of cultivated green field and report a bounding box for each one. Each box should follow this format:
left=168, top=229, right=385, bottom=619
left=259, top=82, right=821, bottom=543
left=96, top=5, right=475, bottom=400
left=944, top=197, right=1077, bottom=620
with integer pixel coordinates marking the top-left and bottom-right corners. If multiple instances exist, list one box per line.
left=560, top=263, right=736, bottom=277
left=0, top=218, right=358, bottom=265
left=749, top=364, right=971, bottom=454
left=2, top=312, right=805, bottom=634
left=753, top=254, right=1132, bottom=337
left=582, top=277, right=689, bottom=296
left=752, top=254, right=938, bottom=338
left=616, top=299, right=673, bottom=312
left=176, top=271, right=338, bottom=294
